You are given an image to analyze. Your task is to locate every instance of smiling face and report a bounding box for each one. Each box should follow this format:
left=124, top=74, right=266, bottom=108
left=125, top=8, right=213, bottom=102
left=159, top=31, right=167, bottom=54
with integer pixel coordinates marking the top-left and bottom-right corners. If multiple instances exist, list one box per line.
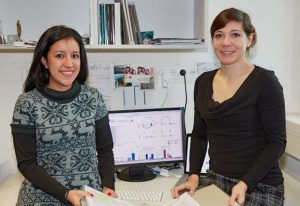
left=212, top=21, right=253, bottom=66
left=41, top=37, right=80, bottom=91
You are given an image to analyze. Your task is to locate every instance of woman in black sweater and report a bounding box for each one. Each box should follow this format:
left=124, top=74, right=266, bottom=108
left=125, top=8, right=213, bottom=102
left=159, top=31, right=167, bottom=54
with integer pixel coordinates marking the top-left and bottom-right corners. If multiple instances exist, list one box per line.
left=171, top=8, right=286, bottom=206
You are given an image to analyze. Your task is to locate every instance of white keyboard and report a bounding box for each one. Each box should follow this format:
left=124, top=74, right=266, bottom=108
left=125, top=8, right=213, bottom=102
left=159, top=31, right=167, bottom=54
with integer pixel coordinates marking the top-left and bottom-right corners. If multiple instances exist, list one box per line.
left=117, top=189, right=163, bottom=202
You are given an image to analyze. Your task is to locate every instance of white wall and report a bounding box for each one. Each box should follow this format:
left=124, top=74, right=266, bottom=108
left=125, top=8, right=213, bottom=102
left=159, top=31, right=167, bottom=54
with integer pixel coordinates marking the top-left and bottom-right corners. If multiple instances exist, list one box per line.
left=0, top=0, right=89, bottom=40
left=291, top=0, right=300, bottom=112
left=206, top=0, right=296, bottom=113
left=0, top=54, right=32, bottom=177
left=0, top=0, right=299, bottom=176
left=0, top=0, right=196, bottom=41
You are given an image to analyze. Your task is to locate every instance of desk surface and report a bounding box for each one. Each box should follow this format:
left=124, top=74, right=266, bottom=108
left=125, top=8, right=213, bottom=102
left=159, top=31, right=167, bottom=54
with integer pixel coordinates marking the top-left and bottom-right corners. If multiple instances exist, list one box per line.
left=115, top=175, right=177, bottom=206
left=2, top=171, right=299, bottom=205
left=115, top=175, right=229, bottom=206
left=193, top=184, right=230, bottom=206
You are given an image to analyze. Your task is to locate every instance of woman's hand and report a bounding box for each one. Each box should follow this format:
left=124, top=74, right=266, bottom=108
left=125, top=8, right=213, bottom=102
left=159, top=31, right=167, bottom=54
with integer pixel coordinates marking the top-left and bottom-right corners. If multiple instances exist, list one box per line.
left=66, top=189, right=93, bottom=206
left=103, top=186, right=118, bottom=198
left=229, top=181, right=248, bottom=206
left=171, top=174, right=199, bottom=198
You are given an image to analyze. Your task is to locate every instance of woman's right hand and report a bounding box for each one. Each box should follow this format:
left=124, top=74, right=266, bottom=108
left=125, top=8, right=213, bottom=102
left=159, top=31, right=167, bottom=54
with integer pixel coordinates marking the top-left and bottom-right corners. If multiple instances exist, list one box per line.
left=66, top=189, right=93, bottom=206
left=170, top=174, right=199, bottom=198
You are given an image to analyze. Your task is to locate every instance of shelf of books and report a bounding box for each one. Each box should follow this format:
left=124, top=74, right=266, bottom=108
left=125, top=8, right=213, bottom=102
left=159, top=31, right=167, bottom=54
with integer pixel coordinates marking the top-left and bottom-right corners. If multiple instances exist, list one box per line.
left=89, top=0, right=206, bottom=50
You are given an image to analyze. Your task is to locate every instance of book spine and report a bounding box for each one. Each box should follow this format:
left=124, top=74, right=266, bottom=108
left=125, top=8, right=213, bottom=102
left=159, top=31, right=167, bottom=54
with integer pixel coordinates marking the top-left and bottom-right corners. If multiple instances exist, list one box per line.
left=97, top=2, right=101, bottom=45
left=128, top=3, right=138, bottom=44
left=131, top=3, right=142, bottom=44
left=123, top=0, right=134, bottom=44
left=114, top=2, right=122, bottom=45
left=105, top=4, right=112, bottom=44
left=110, top=4, right=115, bottom=44
left=120, top=3, right=127, bottom=44
left=100, top=4, right=106, bottom=44
left=115, top=0, right=133, bottom=44
left=89, top=0, right=98, bottom=47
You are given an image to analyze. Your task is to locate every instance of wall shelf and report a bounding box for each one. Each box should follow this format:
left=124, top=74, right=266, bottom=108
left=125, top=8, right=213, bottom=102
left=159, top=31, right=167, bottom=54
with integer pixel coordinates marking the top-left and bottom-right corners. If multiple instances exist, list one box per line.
left=86, top=44, right=207, bottom=52
left=0, top=44, right=207, bottom=53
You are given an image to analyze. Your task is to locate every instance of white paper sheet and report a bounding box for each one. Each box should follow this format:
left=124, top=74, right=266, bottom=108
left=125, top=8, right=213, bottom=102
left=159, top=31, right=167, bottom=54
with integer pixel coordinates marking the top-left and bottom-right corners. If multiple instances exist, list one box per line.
left=162, top=192, right=200, bottom=206
left=81, top=185, right=134, bottom=206
left=87, top=63, right=113, bottom=110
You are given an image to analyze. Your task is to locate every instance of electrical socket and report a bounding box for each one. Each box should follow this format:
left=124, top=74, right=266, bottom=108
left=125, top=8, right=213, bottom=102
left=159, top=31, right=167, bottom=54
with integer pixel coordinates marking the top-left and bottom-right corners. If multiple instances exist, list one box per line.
left=158, top=69, right=168, bottom=88
left=164, top=65, right=182, bottom=82
left=157, top=64, right=200, bottom=82
left=169, top=68, right=176, bottom=77
left=163, top=64, right=198, bottom=81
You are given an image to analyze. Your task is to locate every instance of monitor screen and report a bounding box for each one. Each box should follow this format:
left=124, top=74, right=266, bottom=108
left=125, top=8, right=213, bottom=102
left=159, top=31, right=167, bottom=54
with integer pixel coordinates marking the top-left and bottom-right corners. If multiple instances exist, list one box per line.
left=108, top=107, right=186, bottom=181
left=174, top=134, right=210, bottom=188
left=185, top=134, right=210, bottom=174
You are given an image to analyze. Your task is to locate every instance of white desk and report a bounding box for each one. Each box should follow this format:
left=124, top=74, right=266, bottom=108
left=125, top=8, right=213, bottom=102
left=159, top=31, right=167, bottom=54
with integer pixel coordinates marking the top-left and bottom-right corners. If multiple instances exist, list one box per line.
left=115, top=175, right=177, bottom=206
left=115, top=175, right=229, bottom=206
left=193, top=184, right=230, bottom=206
left=2, top=172, right=299, bottom=206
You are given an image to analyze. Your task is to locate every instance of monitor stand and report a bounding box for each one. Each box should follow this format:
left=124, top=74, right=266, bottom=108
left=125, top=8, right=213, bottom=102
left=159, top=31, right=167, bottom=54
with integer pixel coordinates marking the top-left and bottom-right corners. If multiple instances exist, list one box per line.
left=117, top=166, right=156, bottom=182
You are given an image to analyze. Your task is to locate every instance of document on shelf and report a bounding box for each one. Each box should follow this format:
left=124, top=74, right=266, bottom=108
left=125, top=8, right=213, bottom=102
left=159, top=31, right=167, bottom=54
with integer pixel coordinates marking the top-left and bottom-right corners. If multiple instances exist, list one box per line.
left=151, top=38, right=204, bottom=45
left=81, top=185, right=134, bottom=206
left=162, top=192, right=200, bottom=206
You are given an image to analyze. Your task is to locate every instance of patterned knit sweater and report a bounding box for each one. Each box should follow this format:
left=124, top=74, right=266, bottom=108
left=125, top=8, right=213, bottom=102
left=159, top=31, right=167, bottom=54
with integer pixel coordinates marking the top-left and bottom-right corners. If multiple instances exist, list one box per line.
left=11, top=81, right=115, bottom=206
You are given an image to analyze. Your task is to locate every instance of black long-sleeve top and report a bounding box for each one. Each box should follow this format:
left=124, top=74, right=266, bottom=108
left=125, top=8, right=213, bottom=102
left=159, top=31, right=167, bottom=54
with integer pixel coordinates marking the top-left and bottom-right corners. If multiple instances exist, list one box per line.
left=189, top=66, right=286, bottom=192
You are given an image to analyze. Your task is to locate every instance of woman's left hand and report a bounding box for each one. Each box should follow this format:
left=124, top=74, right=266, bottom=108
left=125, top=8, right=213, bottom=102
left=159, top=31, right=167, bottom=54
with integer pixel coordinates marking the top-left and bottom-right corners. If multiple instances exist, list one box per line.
left=229, top=181, right=248, bottom=206
left=103, top=186, right=118, bottom=198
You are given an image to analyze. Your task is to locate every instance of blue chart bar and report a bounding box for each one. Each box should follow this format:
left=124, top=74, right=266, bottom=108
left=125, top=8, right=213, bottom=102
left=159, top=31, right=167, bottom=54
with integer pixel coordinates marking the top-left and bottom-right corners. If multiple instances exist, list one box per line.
left=151, top=154, right=154, bottom=159
left=145, top=154, right=148, bottom=160
left=131, top=153, right=135, bottom=161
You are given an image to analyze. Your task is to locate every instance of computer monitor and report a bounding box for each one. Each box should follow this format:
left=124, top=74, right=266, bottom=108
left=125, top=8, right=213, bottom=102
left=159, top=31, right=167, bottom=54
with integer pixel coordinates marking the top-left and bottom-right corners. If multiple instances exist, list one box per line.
left=108, top=107, right=186, bottom=182
left=185, top=134, right=210, bottom=175
left=174, top=134, right=210, bottom=187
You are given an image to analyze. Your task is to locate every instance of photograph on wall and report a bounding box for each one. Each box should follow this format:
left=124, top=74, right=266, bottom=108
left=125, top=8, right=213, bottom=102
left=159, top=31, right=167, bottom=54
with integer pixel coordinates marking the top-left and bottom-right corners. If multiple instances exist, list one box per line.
left=114, top=65, right=155, bottom=89
left=114, top=65, right=133, bottom=88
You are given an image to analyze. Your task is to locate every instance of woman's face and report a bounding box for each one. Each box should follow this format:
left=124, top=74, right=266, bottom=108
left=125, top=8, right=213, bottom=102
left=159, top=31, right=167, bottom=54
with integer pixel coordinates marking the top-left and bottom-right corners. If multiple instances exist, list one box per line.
left=42, top=37, right=80, bottom=91
left=212, top=21, right=253, bottom=66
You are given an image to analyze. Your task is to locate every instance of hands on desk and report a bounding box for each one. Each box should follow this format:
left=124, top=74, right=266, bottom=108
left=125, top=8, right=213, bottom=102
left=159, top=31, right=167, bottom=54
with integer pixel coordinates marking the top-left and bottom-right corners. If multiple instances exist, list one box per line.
left=103, top=186, right=118, bottom=198
left=171, top=175, right=247, bottom=206
left=229, top=181, right=247, bottom=206
left=66, top=186, right=118, bottom=205
left=170, top=174, right=199, bottom=198
left=66, top=189, right=93, bottom=206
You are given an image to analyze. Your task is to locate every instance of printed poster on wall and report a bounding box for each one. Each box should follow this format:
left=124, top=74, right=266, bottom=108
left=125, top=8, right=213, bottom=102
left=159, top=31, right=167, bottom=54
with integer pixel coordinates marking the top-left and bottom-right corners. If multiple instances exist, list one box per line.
left=114, top=65, right=155, bottom=90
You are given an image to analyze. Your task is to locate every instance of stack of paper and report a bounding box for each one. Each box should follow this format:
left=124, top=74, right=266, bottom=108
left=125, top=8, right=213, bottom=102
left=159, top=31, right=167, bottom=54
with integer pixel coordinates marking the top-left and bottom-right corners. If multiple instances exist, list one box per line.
left=151, top=38, right=204, bottom=45
left=162, top=192, right=200, bottom=206
left=81, top=185, right=200, bottom=206
left=81, top=185, right=134, bottom=206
